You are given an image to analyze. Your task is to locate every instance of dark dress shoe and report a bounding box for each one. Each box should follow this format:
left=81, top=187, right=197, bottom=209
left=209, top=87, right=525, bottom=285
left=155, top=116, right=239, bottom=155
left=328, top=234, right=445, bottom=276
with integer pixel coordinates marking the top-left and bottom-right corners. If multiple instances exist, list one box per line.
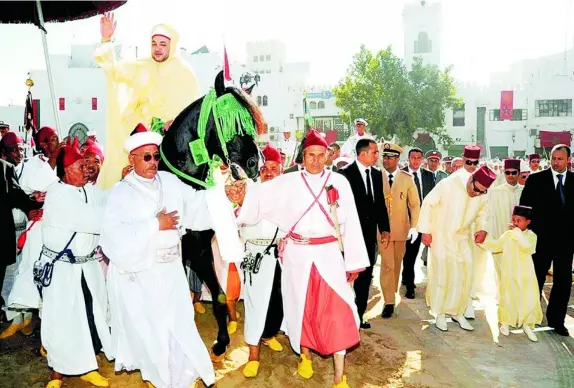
left=381, top=304, right=394, bottom=319
left=360, top=321, right=371, bottom=329
left=552, top=325, right=569, bottom=336
left=405, top=288, right=415, bottom=299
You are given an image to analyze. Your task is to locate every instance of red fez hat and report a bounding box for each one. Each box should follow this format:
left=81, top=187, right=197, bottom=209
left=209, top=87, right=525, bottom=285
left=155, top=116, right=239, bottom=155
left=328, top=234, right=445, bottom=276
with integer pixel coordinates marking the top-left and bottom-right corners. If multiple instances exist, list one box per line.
left=528, top=153, right=540, bottom=161
left=37, top=126, right=57, bottom=143
left=0, top=132, right=23, bottom=149
left=504, top=158, right=521, bottom=171
left=123, top=123, right=163, bottom=153
left=512, top=205, right=532, bottom=219
left=463, top=145, right=481, bottom=160
left=472, top=165, right=497, bottom=188
left=262, top=144, right=281, bottom=163
left=82, top=139, right=104, bottom=161
left=303, top=129, right=328, bottom=149
left=62, top=137, right=84, bottom=168
left=425, top=150, right=442, bottom=160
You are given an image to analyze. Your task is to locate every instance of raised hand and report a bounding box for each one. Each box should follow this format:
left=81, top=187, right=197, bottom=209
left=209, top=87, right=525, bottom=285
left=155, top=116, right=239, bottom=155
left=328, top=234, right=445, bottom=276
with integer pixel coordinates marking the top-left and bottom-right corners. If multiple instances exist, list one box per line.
left=100, top=12, right=117, bottom=42
left=157, top=208, right=179, bottom=230
left=225, top=180, right=246, bottom=205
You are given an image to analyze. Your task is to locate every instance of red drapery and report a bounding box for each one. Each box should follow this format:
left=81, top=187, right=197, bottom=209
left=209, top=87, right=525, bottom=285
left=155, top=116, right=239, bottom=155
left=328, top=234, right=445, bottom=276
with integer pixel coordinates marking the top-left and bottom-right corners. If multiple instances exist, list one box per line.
left=500, top=91, right=514, bottom=120
left=325, top=130, right=338, bottom=145
left=539, top=131, right=571, bottom=147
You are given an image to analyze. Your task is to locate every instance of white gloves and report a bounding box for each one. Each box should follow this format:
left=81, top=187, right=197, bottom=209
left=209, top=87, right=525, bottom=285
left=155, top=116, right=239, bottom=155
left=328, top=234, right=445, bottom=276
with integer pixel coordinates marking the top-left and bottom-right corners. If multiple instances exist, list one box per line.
left=407, top=228, right=419, bottom=243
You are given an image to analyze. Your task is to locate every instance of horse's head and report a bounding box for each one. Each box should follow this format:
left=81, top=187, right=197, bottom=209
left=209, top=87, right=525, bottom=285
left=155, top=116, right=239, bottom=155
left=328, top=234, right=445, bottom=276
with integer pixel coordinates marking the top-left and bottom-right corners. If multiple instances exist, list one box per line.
left=160, top=71, right=264, bottom=189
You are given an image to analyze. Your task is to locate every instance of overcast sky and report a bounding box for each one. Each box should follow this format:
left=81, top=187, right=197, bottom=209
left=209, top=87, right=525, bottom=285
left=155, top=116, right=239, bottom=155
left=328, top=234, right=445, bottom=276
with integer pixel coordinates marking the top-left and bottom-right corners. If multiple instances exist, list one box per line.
left=1, top=0, right=573, bottom=105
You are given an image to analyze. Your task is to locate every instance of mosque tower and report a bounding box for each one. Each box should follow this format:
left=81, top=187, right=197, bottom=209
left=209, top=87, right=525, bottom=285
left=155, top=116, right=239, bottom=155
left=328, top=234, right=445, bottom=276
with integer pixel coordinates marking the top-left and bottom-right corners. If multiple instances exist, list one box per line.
left=403, top=0, right=442, bottom=69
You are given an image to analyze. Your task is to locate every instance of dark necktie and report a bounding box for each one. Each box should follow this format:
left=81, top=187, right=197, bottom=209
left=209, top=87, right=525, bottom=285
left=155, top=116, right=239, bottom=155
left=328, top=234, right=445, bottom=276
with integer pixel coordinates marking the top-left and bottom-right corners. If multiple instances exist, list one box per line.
left=365, top=168, right=373, bottom=202
left=557, top=174, right=565, bottom=205
left=413, top=171, right=422, bottom=200
left=388, top=173, right=394, bottom=188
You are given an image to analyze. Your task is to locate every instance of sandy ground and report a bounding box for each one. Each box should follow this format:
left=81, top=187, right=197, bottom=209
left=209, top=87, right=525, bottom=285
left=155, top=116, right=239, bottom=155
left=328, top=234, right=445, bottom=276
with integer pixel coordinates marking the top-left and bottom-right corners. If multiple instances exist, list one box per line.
left=1, top=256, right=574, bottom=388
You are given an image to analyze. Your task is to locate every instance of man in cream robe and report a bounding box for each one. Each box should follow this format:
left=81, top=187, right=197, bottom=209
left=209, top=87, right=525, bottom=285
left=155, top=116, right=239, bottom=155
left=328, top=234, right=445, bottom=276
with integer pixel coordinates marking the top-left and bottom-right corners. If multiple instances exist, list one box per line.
left=95, top=13, right=201, bottom=189
left=3, top=127, right=60, bottom=339
left=487, top=158, right=523, bottom=290
left=99, top=126, right=243, bottom=388
left=235, top=129, right=369, bottom=388
left=418, top=165, right=497, bottom=332
left=40, top=138, right=111, bottom=388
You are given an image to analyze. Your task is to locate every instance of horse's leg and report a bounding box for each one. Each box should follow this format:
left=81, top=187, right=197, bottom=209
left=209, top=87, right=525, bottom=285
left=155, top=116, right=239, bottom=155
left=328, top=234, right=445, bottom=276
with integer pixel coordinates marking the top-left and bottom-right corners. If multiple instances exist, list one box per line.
left=188, top=230, right=230, bottom=359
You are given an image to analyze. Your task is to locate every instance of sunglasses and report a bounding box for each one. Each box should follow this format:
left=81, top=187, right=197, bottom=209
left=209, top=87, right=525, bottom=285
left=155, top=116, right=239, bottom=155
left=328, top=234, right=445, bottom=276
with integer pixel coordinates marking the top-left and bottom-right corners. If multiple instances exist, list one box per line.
left=131, top=152, right=161, bottom=162
left=472, top=178, right=488, bottom=194
left=520, top=174, right=529, bottom=179
left=465, top=159, right=479, bottom=166
left=505, top=170, right=519, bottom=176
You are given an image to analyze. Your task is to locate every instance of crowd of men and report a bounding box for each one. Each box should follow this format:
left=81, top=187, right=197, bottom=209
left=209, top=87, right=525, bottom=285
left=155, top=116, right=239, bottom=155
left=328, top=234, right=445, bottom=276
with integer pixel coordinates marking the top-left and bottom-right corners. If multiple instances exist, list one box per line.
left=1, top=117, right=572, bottom=388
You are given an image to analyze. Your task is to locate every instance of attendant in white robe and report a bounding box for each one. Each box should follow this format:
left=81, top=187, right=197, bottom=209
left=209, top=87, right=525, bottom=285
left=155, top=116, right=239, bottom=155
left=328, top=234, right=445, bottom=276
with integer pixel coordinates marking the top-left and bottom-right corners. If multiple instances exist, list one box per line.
left=3, top=127, right=60, bottom=339
left=418, top=164, right=497, bottom=332
left=241, top=144, right=285, bottom=378
left=99, top=125, right=244, bottom=388
left=234, top=129, right=370, bottom=388
left=487, top=159, right=523, bottom=292
left=340, top=118, right=374, bottom=158
left=40, top=137, right=111, bottom=388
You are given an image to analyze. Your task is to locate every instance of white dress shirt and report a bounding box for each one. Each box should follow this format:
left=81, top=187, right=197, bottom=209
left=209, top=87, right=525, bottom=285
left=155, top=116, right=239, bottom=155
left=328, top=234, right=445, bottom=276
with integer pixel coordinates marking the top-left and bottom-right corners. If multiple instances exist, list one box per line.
left=551, top=168, right=567, bottom=188
left=356, top=160, right=374, bottom=193
left=384, top=168, right=400, bottom=184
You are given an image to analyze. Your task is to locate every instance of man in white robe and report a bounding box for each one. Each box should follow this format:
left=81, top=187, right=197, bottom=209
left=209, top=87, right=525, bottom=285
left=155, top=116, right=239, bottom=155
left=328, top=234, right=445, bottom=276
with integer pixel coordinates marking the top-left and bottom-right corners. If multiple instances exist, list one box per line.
left=418, top=164, right=497, bottom=332
left=40, top=137, right=111, bottom=388
left=340, top=118, right=374, bottom=158
left=3, top=127, right=61, bottom=339
left=487, top=158, right=523, bottom=289
left=234, top=129, right=370, bottom=388
left=241, top=144, right=285, bottom=378
left=99, top=124, right=244, bottom=388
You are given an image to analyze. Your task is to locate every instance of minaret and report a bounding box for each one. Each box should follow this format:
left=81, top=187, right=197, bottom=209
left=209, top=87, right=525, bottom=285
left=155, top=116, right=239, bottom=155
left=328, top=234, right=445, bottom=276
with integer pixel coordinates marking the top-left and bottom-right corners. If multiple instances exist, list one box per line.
left=403, top=0, right=442, bottom=68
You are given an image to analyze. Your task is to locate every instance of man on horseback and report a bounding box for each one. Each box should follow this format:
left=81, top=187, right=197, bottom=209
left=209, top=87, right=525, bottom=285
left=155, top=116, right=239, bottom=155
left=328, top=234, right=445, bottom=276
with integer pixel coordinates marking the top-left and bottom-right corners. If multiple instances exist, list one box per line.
left=95, top=12, right=201, bottom=189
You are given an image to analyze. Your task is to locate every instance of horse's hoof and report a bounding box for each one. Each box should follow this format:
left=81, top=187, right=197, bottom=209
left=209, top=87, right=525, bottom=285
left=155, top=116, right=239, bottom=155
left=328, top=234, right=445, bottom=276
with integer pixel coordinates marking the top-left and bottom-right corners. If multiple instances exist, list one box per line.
left=210, top=351, right=225, bottom=363
left=213, top=341, right=228, bottom=355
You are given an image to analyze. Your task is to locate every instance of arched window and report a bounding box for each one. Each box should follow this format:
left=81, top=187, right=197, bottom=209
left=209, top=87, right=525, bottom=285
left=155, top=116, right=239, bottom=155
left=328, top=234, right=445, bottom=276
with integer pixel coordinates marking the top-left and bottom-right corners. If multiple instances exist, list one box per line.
left=318, top=101, right=325, bottom=109
left=263, top=95, right=268, bottom=106
left=309, top=101, right=317, bottom=109
left=257, top=96, right=262, bottom=106
left=414, top=31, right=432, bottom=54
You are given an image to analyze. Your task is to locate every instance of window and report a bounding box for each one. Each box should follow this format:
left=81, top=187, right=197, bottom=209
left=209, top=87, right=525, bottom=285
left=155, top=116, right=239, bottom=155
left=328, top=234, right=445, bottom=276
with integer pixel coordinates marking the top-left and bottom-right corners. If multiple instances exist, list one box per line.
left=266, top=55, right=271, bottom=61
left=59, top=97, right=65, bottom=111
left=257, top=96, right=262, bottom=106
left=92, top=97, right=98, bottom=111
left=253, top=56, right=258, bottom=62
left=317, top=101, right=325, bottom=109
left=535, top=99, right=572, bottom=117
left=262, top=95, right=268, bottom=106
left=289, top=113, right=294, bottom=119
left=414, top=31, right=432, bottom=54
left=309, top=101, right=317, bottom=109
left=259, top=55, right=264, bottom=61
left=265, top=69, right=271, bottom=74
left=452, top=103, right=465, bottom=126
left=489, top=109, right=528, bottom=121
left=254, top=70, right=259, bottom=74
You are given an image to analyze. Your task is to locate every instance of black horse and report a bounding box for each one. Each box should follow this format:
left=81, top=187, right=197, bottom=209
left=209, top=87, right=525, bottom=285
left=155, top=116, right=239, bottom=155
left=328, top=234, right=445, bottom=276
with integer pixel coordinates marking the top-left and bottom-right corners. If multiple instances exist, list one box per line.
left=159, top=71, right=262, bottom=360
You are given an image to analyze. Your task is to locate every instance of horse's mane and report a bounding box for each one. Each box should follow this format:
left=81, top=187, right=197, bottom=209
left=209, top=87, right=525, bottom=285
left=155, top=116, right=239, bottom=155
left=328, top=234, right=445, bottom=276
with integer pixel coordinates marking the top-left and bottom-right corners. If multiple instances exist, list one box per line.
left=223, top=86, right=267, bottom=136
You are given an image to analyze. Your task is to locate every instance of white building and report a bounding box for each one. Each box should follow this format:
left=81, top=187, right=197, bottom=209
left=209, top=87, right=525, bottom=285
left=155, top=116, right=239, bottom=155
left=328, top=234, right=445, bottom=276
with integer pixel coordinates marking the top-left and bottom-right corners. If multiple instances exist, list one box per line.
left=404, top=0, right=574, bottom=158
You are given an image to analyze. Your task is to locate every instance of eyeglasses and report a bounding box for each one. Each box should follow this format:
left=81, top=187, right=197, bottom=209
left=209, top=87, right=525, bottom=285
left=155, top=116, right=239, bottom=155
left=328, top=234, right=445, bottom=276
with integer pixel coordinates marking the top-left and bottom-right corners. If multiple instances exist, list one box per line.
left=465, top=159, right=479, bottom=166
left=131, top=152, right=161, bottom=162
left=472, top=178, right=488, bottom=194
left=505, top=170, right=518, bottom=176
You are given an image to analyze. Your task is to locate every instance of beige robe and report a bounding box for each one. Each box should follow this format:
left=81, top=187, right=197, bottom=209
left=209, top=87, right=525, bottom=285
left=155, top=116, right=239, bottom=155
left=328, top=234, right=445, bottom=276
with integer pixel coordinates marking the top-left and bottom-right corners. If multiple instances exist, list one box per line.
left=417, top=173, right=489, bottom=316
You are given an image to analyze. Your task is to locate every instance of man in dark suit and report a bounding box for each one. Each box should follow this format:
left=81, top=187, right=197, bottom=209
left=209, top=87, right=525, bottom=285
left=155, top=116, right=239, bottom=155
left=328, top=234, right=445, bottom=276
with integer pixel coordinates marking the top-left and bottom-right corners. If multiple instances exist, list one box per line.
left=520, top=144, right=574, bottom=336
left=0, top=159, right=42, bottom=321
left=401, top=147, right=435, bottom=298
left=339, top=138, right=390, bottom=328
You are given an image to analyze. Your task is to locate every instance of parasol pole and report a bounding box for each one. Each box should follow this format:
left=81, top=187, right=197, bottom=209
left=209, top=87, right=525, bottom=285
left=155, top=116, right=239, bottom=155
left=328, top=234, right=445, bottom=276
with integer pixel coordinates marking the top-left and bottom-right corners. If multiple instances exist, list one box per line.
left=35, top=0, right=63, bottom=139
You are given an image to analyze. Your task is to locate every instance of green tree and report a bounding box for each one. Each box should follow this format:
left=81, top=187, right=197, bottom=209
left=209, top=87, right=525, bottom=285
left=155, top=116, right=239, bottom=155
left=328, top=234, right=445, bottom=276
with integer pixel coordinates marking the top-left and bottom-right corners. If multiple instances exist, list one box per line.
left=333, top=45, right=459, bottom=146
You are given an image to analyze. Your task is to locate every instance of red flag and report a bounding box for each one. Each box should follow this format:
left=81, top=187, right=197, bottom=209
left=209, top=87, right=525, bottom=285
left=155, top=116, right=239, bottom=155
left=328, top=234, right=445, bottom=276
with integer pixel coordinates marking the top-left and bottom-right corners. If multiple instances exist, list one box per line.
left=540, top=131, right=572, bottom=147
left=500, top=91, right=514, bottom=120
left=223, top=45, right=232, bottom=81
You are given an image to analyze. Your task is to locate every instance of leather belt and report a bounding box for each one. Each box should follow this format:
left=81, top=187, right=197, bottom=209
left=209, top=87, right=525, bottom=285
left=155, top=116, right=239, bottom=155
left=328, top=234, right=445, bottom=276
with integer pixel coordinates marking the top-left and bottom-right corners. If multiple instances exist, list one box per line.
left=41, top=245, right=101, bottom=264
left=246, top=238, right=276, bottom=246
left=289, top=232, right=337, bottom=245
